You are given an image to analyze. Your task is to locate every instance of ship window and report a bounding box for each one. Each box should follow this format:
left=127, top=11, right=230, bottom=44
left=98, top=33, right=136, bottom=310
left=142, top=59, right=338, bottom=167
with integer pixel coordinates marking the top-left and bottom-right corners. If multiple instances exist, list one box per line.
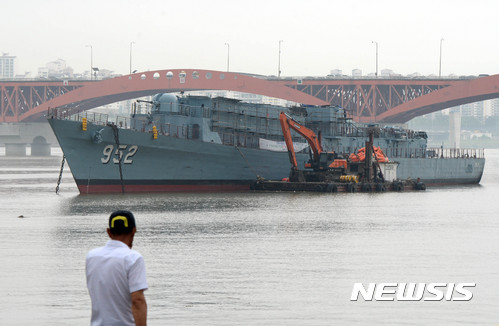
left=153, top=72, right=160, bottom=79
left=206, top=72, right=212, bottom=79
left=166, top=71, right=174, bottom=80
left=141, top=74, right=146, bottom=80
left=220, top=73, right=225, bottom=80
left=192, top=71, right=199, bottom=79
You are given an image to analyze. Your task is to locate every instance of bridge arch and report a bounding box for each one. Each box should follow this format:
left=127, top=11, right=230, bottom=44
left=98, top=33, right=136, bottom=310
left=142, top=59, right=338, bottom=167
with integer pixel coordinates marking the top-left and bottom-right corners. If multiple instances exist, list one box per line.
left=24, top=69, right=328, bottom=122
left=9, top=70, right=499, bottom=123
left=378, top=74, right=499, bottom=123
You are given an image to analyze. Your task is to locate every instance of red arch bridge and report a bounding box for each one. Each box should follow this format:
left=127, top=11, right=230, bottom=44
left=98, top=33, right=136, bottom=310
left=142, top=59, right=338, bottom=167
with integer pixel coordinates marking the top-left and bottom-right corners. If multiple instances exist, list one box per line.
left=2, top=69, right=499, bottom=124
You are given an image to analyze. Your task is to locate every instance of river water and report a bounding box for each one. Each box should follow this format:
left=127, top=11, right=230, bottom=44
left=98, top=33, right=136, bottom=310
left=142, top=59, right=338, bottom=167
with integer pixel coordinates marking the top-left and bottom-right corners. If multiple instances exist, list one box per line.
left=0, top=148, right=498, bottom=325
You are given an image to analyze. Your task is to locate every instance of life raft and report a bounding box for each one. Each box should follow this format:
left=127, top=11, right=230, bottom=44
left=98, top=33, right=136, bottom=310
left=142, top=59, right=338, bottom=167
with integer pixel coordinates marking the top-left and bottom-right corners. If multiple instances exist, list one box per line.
left=349, top=146, right=389, bottom=163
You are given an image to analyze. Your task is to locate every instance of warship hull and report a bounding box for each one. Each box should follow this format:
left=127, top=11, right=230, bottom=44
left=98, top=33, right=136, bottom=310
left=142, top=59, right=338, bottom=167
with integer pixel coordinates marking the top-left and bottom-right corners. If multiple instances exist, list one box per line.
left=48, top=118, right=485, bottom=194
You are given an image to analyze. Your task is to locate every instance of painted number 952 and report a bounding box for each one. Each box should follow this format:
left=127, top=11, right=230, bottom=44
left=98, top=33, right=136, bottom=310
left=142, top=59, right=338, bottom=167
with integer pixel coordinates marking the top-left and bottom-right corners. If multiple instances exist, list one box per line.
left=101, top=144, right=138, bottom=164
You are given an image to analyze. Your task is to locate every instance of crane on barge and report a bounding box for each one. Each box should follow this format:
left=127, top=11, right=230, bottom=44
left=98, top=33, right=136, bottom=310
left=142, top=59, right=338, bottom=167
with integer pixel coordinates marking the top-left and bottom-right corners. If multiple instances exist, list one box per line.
left=252, top=112, right=424, bottom=192
left=279, top=112, right=347, bottom=182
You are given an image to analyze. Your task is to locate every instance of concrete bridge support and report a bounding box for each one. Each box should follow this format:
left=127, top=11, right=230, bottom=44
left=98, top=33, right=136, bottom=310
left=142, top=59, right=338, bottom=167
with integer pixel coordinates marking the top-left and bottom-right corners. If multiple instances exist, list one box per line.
left=0, top=122, right=57, bottom=156
left=31, top=136, right=51, bottom=156
left=5, top=143, right=26, bottom=156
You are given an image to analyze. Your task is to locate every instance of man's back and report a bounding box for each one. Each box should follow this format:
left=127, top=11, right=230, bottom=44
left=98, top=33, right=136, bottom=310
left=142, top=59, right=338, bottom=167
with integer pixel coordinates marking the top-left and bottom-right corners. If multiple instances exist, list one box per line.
left=86, top=239, right=147, bottom=326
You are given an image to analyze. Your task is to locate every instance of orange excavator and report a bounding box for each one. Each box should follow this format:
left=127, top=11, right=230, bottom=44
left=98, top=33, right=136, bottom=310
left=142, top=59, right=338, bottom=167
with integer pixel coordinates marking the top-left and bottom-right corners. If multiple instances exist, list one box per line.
left=279, top=112, right=347, bottom=182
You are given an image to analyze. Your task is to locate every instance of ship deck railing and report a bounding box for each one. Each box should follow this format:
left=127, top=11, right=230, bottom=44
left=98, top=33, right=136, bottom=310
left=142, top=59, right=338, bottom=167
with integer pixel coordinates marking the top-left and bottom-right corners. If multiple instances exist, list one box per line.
left=426, top=147, right=484, bottom=159
left=50, top=109, right=193, bottom=139
left=334, top=146, right=484, bottom=160
left=50, top=109, right=131, bottom=128
left=48, top=108, right=485, bottom=160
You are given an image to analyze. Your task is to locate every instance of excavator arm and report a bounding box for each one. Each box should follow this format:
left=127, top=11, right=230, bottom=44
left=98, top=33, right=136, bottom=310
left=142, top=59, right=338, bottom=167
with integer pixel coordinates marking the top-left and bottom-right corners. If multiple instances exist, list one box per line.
left=279, top=112, right=324, bottom=169
left=279, top=112, right=299, bottom=169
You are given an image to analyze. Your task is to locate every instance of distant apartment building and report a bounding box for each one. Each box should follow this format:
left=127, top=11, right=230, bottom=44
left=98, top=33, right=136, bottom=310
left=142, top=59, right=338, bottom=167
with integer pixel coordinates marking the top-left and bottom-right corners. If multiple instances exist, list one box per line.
left=490, top=98, right=499, bottom=117
left=0, top=53, right=16, bottom=78
left=352, top=69, right=362, bottom=77
left=450, top=102, right=485, bottom=119
left=329, top=69, right=342, bottom=76
left=38, top=67, right=49, bottom=79
left=46, top=58, right=66, bottom=73
left=38, top=58, right=74, bottom=78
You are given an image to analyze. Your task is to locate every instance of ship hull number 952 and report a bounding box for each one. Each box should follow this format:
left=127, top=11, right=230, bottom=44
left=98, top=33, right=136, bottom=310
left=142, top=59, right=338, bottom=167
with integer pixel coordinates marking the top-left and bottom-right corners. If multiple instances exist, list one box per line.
left=101, top=144, right=138, bottom=164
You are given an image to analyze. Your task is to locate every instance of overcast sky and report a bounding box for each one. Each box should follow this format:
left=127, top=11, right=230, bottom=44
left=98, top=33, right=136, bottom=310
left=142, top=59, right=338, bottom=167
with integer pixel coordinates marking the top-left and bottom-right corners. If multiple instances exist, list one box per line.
left=2, top=0, right=498, bottom=77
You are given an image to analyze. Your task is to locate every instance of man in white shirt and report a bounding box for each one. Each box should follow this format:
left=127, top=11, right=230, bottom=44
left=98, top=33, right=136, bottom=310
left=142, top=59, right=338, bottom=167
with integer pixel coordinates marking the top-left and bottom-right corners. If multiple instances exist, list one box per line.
left=86, top=210, right=148, bottom=326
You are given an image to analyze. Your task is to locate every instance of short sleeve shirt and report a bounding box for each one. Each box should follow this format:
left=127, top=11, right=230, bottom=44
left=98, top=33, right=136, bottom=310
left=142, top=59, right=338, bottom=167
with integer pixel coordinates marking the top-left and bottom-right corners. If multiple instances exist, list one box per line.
left=86, top=240, right=148, bottom=326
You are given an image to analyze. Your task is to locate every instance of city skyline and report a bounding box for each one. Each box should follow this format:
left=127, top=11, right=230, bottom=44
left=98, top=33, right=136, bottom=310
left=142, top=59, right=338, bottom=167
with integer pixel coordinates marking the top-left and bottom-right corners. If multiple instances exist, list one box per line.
left=2, top=0, right=499, bottom=78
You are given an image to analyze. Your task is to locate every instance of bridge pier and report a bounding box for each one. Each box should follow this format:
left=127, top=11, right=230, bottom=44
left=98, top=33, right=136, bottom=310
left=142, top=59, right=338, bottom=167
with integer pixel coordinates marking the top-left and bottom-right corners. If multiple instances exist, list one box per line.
left=31, top=137, right=51, bottom=156
left=0, top=122, right=57, bottom=156
left=5, top=143, right=26, bottom=156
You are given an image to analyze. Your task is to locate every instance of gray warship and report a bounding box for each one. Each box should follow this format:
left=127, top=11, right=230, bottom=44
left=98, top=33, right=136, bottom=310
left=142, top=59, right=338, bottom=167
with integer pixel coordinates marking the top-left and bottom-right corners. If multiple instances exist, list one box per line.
left=48, top=94, right=485, bottom=194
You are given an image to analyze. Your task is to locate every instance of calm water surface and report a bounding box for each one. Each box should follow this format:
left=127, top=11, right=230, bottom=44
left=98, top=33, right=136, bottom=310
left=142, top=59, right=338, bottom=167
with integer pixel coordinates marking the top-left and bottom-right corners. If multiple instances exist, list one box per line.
left=0, top=149, right=498, bottom=325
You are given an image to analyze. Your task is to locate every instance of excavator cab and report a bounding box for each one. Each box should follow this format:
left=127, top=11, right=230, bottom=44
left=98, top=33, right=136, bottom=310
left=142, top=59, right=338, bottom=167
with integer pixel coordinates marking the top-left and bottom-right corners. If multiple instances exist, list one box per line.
left=319, top=152, right=337, bottom=169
